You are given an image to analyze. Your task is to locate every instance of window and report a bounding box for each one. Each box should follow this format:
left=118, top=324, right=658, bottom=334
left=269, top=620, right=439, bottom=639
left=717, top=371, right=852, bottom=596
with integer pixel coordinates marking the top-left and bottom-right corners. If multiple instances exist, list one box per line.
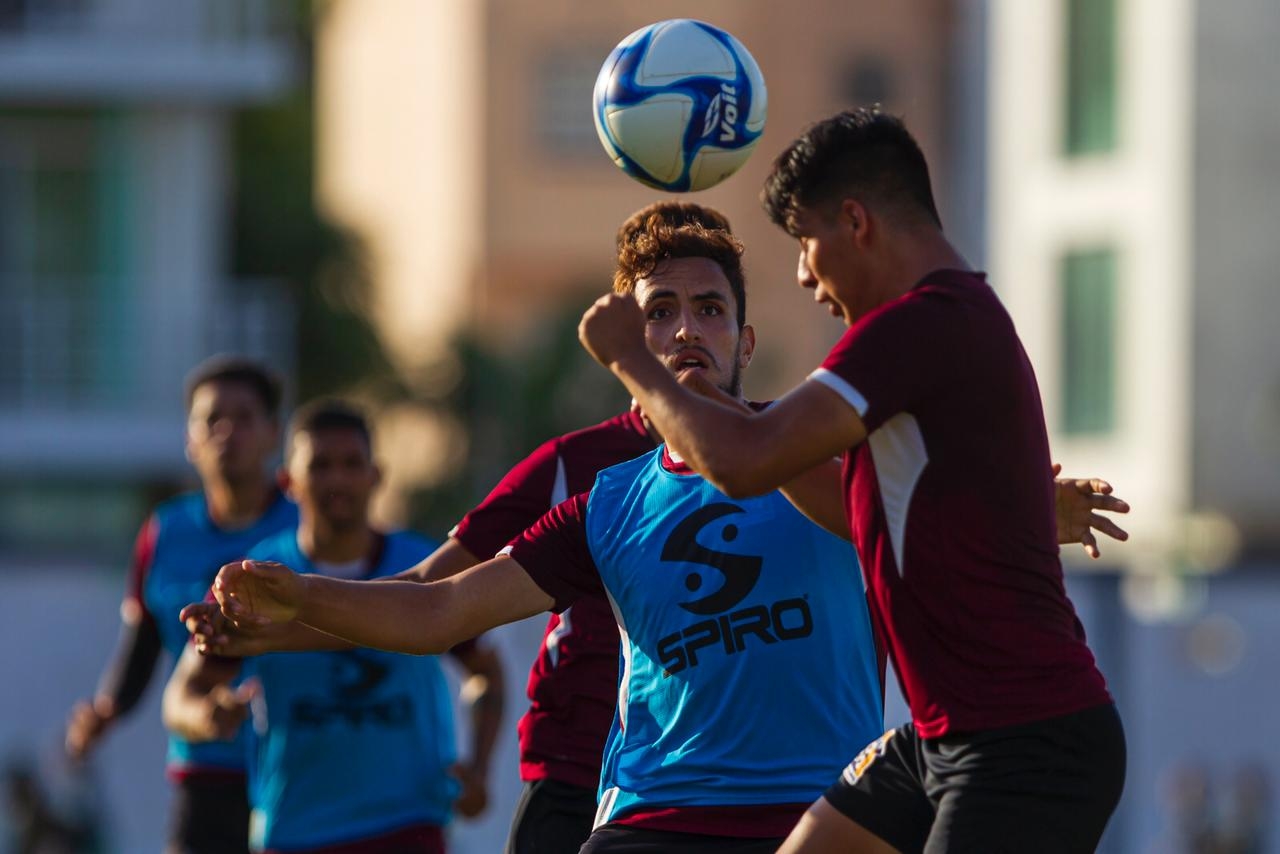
left=1060, top=247, right=1118, bottom=434
left=0, top=109, right=135, bottom=406
left=536, top=50, right=611, bottom=158
left=842, top=57, right=893, bottom=108
left=1063, top=0, right=1118, bottom=156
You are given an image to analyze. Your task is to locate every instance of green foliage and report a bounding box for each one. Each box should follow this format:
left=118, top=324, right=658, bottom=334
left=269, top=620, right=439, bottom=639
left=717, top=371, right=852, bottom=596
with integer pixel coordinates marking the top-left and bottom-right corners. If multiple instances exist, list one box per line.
left=406, top=296, right=632, bottom=535
left=228, top=51, right=395, bottom=402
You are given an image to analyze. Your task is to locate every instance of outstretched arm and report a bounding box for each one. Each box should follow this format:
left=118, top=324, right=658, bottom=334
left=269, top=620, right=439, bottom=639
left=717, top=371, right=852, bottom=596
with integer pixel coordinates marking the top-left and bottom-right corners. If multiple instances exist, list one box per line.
left=581, top=293, right=864, bottom=497
left=184, top=538, right=488, bottom=657
left=214, top=556, right=553, bottom=655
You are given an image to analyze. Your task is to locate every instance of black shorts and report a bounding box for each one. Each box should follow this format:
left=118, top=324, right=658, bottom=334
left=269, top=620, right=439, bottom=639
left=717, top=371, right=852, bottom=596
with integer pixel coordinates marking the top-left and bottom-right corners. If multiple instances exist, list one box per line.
left=579, top=824, right=784, bottom=853
left=505, top=778, right=597, bottom=854
left=167, top=774, right=250, bottom=854
left=824, top=703, right=1126, bottom=854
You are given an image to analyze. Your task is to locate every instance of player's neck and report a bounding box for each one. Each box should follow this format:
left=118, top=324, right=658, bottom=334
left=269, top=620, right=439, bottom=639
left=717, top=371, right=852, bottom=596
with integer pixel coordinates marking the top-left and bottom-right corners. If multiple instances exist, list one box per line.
left=204, top=476, right=274, bottom=530
left=888, top=230, right=971, bottom=294
left=297, top=520, right=375, bottom=564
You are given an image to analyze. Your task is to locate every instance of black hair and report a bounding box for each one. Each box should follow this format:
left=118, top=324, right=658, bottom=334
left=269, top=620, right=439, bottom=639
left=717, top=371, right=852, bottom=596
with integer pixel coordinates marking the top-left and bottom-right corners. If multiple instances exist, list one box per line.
left=183, top=355, right=283, bottom=417
left=762, top=107, right=941, bottom=235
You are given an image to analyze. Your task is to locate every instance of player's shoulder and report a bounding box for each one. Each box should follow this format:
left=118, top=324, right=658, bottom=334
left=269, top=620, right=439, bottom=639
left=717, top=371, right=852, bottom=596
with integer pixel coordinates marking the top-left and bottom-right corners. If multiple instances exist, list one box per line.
left=589, top=446, right=661, bottom=499
left=555, top=410, right=652, bottom=456
left=905, top=269, right=1001, bottom=314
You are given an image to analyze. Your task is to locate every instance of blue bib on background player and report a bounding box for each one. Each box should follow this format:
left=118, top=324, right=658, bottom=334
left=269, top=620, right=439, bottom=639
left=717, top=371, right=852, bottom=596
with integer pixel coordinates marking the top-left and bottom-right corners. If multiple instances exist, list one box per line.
left=587, top=448, right=882, bottom=823
left=241, top=530, right=458, bottom=852
left=145, top=491, right=298, bottom=775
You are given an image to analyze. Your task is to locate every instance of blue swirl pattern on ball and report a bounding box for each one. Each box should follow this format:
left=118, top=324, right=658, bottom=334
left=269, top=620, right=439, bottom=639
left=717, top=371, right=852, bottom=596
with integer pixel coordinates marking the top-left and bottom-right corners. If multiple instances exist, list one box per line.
left=593, top=19, right=767, bottom=192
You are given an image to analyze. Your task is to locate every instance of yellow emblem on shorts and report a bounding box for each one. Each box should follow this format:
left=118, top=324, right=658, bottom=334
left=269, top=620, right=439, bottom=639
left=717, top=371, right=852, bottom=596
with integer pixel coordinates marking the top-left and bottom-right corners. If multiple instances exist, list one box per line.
left=841, top=728, right=897, bottom=785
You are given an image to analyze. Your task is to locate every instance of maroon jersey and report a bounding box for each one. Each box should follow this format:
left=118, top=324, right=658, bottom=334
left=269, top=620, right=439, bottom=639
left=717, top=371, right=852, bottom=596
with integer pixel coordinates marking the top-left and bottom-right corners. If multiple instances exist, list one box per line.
left=810, top=269, right=1111, bottom=738
left=451, top=411, right=655, bottom=788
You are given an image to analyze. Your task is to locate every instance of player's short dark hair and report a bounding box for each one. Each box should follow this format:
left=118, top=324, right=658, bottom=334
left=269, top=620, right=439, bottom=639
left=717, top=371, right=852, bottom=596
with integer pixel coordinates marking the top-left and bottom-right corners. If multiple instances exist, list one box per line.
left=288, top=398, right=373, bottom=459
left=615, top=201, right=733, bottom=250
left=183, top=355, right=283, bottom=418
left=761, top=107, right=942, bottom=235
left=614, top=220, right=747, bottom=330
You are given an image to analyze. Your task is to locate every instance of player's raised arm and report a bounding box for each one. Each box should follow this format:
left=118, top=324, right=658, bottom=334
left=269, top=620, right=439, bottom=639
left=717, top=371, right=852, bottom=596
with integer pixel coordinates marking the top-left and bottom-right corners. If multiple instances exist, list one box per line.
left=214, top=556, right=553, bottom=655
left=580, top=293, right=863, bottom=498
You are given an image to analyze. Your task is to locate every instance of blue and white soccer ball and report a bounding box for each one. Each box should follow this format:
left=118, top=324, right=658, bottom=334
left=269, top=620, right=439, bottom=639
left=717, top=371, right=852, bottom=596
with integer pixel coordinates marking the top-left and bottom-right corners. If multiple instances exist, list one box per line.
left=593, top=19, right=767, bottom=192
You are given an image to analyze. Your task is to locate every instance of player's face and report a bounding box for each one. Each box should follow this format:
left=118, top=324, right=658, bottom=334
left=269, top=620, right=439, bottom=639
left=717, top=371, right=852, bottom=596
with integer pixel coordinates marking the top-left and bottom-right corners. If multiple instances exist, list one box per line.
left=634, top=256, right=754, bottom=397
left=791, top=203, right=874, bottom=326
left=286, top=429, right=378, bottom=532
left=186, top=381, right=279, bottom=486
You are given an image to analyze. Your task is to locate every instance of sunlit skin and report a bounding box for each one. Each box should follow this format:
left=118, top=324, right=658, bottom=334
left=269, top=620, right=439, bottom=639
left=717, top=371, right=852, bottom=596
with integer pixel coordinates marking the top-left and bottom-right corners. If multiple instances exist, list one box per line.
left=576, top=200, right=1129, bottom=550
left=635, top=255, right=754, bottom=398
left=186, top=380, right=280, bottom=527
left=284, top=429, right=380, bottom=560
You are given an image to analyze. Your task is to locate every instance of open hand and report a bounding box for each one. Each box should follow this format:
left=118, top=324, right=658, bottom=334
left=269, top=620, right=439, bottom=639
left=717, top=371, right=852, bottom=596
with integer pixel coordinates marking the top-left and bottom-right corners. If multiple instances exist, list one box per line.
left=182, top=600, right=275, bottom=657
left=65, top=696, right=115, bottom=760
left=449, top=762, right=489, bottom=819
left=1053, top=464, right=1130, bottom=559
left=200, top=680, right=259, bottom=741
left=213, top=560, right=303, bottom=628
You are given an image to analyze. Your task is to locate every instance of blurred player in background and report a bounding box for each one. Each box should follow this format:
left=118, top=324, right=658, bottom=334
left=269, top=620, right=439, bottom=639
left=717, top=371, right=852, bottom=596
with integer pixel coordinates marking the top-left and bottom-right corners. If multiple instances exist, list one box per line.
left=164, top=400, right=503, bottom=853
left=578, top=107, right=1128, bottom=854
left=66, top=356, right=297, bottom=854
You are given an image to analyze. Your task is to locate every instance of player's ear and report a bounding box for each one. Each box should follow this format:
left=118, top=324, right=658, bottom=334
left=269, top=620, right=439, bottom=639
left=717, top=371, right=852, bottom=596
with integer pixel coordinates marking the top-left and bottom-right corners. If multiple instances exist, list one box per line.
left=277, top=467, right=296, bottom=501
left=738, top=324, right=756, bottom=369
left=840, top=198, right=871, bottom=244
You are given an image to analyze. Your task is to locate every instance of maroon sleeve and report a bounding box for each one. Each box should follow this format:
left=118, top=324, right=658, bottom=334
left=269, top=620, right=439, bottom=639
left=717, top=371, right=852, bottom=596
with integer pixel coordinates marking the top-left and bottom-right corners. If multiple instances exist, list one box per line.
left=122, top=515, right=159, bottom=621
left=505, top=493, right=603, bottom=613
left=811, top=286, right=957, bottom=435
left=452, top=438, right=562, bottom=560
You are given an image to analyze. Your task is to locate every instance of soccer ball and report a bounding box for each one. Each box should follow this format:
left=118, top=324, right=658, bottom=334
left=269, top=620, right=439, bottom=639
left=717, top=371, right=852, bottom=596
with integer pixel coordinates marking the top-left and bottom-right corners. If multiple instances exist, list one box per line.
left=592, top=19, right=767, bottom=193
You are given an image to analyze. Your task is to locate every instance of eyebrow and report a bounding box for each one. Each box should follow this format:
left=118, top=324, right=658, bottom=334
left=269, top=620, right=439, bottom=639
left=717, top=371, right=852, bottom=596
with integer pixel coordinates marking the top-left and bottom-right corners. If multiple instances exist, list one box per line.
left=639, top=288, right=729, bottom=306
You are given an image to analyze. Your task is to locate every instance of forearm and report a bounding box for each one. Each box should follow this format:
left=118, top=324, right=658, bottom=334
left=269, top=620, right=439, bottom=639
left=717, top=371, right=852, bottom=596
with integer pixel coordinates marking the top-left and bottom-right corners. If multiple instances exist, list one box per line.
left=780, top=460, right=851, bottom=540
left=462, top=671, right=504, bottom=774
left=97, top=615, right=162, bottom=718
left=390, top=538, right=481, bottom=584
left=610, top=353, right=768, bottom=494
left=161, top=652, right=237, bottom=743
left=294, top=576, right=480, bottom=656
left=258, top=621, right=353, bottom=653
left=162, top=683, right=215, bottom=742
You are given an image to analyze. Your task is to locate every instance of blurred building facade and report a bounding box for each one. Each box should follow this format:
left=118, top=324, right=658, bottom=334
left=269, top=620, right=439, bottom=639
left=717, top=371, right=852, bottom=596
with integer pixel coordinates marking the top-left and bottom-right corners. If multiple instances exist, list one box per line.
left=990, top=1, right=1280, bottom=851
left=989, top=0, right=1280, bottom=572
left=0, top=3, right=298, bottom=851
left=0, top=0, right=297, bottom=555
left=314, top=0, right=969, bottom=397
